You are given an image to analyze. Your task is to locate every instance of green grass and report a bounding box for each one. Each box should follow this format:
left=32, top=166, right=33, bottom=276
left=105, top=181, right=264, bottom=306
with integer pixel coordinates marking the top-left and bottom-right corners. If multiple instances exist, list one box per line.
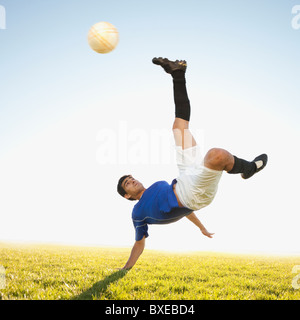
left=0, top=242, right=299, bottom=300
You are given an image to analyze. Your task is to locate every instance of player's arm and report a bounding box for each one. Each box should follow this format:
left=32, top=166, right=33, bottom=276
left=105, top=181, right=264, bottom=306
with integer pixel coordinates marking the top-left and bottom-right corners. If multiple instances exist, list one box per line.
left=122, top=236, right=146, bottom=270
left=186, top=212, right=214, bottom=238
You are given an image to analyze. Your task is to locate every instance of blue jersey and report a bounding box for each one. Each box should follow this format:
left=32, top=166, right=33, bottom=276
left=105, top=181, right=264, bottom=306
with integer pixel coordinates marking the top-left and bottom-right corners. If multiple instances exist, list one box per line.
left=132, top=179, right=193, bottom=241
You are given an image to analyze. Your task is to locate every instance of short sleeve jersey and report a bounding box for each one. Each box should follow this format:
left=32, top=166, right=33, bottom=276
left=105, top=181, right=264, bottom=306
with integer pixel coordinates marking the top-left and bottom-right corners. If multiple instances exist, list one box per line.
left=132, top=179, right=193, bottom=241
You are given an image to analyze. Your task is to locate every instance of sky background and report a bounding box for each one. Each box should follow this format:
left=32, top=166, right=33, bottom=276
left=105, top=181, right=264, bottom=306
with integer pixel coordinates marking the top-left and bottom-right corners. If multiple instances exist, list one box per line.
left=0, top=0, right=300, bottom=255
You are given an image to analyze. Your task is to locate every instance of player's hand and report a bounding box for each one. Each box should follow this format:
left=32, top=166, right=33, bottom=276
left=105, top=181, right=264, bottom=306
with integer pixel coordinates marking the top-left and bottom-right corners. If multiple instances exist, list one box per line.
left=200, top=227, right=214, bottom=238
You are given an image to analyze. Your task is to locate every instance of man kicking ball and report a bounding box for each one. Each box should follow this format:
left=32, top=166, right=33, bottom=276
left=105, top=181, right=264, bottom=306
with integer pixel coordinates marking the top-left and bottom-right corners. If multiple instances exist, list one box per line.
left=117, top=57, right=268, bottom=270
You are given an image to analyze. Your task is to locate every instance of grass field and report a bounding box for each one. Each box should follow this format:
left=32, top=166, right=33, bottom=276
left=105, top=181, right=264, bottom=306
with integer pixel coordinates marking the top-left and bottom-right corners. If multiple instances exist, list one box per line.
left=0, top=242, right=299, bottom=300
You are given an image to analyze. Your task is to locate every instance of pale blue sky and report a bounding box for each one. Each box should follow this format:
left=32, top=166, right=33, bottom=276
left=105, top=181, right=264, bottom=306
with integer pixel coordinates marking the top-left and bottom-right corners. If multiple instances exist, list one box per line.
left=0, top=1, right=300, bottom=254
left=1, top=0, right=300, bottom=153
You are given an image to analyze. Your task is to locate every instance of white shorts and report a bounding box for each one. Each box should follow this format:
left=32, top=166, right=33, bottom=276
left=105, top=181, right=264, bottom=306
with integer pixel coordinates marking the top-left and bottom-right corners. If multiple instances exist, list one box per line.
left=175, top=146, right=223, bottom=211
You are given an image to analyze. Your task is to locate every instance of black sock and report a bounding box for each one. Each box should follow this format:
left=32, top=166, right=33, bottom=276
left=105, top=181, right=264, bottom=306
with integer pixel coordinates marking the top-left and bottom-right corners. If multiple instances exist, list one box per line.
left=228, top=156, right=256, bottom=175
left=172, top=71, right=191, bottom=121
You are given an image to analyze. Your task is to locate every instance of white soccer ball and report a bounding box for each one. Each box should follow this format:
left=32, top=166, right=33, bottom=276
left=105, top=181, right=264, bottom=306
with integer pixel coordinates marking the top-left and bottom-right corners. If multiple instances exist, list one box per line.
left=88, top=21, right=119, bottom=54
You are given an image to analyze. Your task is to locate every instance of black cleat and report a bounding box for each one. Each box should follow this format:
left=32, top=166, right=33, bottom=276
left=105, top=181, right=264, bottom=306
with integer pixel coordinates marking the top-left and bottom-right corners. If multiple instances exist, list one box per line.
left=152, top=57, right=187, bottom=74
left=242, top=154, right=268, bottom=179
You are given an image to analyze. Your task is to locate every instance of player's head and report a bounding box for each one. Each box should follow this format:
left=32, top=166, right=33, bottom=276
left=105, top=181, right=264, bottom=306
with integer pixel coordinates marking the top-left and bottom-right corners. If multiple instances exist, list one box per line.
left=117, top=175, right=144, bottom=201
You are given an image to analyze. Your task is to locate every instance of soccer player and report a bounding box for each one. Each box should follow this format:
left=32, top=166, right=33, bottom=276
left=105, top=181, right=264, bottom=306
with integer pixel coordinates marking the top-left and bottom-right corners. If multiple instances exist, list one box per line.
left=117, top=58, right=268, bottom=270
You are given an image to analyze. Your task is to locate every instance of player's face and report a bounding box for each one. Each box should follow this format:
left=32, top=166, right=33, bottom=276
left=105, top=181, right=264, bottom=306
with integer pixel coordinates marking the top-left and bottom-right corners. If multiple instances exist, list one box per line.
left=122, top=175, right=144, bottom=199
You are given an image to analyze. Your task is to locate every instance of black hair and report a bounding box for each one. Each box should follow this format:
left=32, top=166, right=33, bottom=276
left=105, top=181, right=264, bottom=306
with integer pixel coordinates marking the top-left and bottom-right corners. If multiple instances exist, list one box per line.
left=117, top=175, right=135, bottom=201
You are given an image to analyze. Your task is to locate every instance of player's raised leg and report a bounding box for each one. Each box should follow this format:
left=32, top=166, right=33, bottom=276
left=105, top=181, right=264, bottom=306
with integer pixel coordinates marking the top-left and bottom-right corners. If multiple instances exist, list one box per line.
left=152, top=57, right=268, bottom=179
left=152, top=57, right=196, bottom=150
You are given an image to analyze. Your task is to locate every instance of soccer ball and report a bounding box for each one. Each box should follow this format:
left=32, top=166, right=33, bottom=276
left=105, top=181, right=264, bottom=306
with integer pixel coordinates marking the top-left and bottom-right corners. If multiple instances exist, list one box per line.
left=87, top=22, right=119, bottom=54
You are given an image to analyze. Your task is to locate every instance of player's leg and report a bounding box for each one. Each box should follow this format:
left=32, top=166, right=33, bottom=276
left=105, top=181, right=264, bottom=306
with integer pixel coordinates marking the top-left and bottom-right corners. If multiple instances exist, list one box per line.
left=204, top=148, right=268, bottom=179
left=152, top=57, right=268, bottom=179
left=204, top=148, right=234, bottom=172
left=152, top=57, right=196, bottom=149
left=172, top=118, right=197, bottom=150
